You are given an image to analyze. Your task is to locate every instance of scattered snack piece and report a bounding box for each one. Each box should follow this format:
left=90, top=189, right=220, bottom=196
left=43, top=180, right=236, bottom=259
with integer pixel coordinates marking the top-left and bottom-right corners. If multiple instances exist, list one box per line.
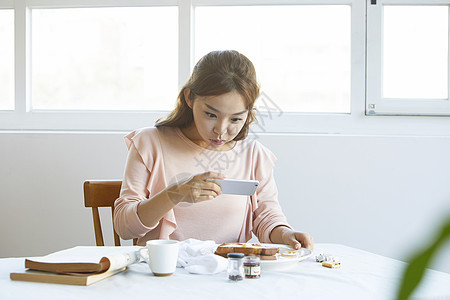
left=315, top=252, right=340, bottom=263
left=322, top=261, right=341, bottom=269
left=326, top=256, right=340, bottom=263
left=315, top=252, right=326, bottom=263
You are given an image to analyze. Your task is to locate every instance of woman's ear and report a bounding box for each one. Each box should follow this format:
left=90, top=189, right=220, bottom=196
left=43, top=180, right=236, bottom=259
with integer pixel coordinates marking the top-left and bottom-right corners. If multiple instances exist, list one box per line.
left=184, top=88, right=193, bottom=109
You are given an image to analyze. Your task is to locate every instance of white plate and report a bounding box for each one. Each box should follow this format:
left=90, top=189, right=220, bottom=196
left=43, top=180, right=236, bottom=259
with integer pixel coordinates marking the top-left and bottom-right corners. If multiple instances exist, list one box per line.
left=259, top=244, right=312, bottom=271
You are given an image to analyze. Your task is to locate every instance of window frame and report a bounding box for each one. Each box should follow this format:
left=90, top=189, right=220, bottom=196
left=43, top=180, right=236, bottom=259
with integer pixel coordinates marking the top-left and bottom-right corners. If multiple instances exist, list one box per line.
left=366, top=0, right=450, bottom=116
left=1, top=0, right=449, bottom=136
left=0, top=4, right=14, bottom=110
left=5, top=0, right=182, bottom=131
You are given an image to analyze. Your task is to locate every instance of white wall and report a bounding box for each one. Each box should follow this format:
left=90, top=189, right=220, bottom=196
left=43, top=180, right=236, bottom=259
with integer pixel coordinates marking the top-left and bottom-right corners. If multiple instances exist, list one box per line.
left=1, top=132, right=449, bottom=274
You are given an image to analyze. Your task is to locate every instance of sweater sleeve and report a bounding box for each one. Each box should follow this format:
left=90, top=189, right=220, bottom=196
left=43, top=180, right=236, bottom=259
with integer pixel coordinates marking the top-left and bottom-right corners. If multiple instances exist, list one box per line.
left=251, top=142, right=292, bottom=243
left=113, top=131, right=159, bottom=240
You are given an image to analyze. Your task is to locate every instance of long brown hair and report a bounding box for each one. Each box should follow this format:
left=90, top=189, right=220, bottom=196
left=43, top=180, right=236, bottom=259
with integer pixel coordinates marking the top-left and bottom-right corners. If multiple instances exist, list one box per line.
left=156, top=50, right=260, bottom=141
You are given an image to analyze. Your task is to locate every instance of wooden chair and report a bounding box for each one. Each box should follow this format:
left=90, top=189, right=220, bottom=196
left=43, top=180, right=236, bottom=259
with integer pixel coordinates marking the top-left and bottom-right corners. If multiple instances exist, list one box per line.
left=83, top=180, right=137, bottom=246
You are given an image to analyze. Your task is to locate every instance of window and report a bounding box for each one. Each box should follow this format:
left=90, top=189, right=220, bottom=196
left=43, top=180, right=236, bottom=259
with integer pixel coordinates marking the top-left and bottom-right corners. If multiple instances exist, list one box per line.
left=0, top=8, right=14, bottom=110
left=367, top=1, right=450, bottom=116
left=1, top=0, right=449, bottom=135
left=32, top=7, right=178, bottom=111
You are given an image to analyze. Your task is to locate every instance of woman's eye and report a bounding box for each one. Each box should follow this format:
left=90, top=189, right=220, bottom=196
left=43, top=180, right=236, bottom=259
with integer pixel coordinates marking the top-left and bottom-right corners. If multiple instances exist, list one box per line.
left=231, top=118, right=243, bottom=123
left=205, top=112, right=217, bottom=118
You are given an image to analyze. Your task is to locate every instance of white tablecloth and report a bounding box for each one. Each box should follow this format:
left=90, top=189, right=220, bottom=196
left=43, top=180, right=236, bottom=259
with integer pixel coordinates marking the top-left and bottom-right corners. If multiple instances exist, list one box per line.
left=1, top=243, right=450, bottom=300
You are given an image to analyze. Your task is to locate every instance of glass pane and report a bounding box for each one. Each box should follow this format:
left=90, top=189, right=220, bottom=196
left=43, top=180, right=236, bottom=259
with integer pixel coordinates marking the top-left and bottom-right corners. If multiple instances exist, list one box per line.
left=195, top=6, right=351, bottom=113
left=32, top=7, right=178, bottom=110
left=0, top=9, right=14, bottom=110
left=383, top=6, right=448, bottom=99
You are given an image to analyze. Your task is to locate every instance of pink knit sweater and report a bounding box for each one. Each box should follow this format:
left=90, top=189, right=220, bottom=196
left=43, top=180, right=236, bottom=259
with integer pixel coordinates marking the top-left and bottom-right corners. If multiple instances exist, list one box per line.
left=113, top=126, right=291, bottom=245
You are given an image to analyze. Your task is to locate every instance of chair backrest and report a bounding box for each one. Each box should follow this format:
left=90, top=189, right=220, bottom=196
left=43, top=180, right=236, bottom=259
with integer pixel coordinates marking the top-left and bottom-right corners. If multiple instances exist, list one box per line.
left=84, top=180, right=137, bottom=246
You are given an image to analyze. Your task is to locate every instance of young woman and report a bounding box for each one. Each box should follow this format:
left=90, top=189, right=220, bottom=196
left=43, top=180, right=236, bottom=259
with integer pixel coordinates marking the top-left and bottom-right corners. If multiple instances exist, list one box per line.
left=114, top=50, right=313, bottom=250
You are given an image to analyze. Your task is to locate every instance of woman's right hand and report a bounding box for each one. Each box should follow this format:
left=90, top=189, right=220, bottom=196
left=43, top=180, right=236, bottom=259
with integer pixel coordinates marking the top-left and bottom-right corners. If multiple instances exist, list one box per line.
left=165, top=172, right=226, bottom=204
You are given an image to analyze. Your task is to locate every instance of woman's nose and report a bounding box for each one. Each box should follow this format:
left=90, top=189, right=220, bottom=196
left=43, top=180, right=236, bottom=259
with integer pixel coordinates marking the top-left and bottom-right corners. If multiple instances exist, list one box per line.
left=213, top=121, right=227, bottom=136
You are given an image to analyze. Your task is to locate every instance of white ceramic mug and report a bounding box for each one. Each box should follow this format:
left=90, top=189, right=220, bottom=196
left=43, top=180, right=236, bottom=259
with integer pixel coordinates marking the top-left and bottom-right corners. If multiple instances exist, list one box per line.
left=144, top=239, right=179, bottom=277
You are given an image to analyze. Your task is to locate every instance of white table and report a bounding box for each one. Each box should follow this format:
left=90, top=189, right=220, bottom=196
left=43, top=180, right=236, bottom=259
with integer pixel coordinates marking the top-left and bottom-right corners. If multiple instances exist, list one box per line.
left=1, top=243, right=450, bottom=300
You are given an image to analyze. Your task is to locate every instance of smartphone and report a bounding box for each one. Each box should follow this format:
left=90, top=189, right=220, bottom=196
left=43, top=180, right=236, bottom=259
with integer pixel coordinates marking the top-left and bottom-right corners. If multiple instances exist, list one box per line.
left=207, top=179, right=259, bottom=196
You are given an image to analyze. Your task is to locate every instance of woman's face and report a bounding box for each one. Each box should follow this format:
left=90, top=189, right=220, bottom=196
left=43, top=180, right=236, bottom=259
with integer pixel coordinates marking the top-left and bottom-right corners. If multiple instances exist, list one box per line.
left=186, top=90, right=248, bottom=150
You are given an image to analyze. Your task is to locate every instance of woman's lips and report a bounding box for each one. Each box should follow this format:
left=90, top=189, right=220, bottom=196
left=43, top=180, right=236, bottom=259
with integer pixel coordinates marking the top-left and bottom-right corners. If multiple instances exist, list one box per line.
left=210, top=139, right=225, bottom=146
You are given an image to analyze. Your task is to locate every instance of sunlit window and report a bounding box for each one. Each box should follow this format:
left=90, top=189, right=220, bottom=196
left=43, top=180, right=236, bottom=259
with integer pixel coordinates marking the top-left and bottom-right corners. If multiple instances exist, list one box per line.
left=31, top=7, right=178, bottom=110
left=383, top=6, right=448, bottom=99
left=0, top=9, right=14, bottom=110
left=195, top=5, right=351, bottom=113
left=2, top=0, right=448, bottom=132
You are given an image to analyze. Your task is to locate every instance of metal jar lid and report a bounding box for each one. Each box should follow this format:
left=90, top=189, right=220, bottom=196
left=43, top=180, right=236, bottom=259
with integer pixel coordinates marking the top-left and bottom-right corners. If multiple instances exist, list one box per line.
left=227, top=253, right=245, bottom=258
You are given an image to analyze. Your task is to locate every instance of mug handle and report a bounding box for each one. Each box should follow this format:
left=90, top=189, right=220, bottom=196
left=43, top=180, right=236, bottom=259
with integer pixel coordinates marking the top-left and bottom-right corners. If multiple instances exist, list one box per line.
left=137, top=247, right=150, bottom=263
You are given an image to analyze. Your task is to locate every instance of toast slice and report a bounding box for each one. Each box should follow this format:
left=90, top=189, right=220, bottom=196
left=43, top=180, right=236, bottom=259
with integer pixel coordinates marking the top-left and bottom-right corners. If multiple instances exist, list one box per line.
left=214, top=243, right=279, bottom=258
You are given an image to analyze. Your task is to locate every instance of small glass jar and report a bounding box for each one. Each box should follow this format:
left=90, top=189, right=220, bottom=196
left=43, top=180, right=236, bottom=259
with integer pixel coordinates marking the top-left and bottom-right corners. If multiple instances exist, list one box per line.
left=244, top=255, right=261, bottom=279
left=227, top=253, right=244, bottom=281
